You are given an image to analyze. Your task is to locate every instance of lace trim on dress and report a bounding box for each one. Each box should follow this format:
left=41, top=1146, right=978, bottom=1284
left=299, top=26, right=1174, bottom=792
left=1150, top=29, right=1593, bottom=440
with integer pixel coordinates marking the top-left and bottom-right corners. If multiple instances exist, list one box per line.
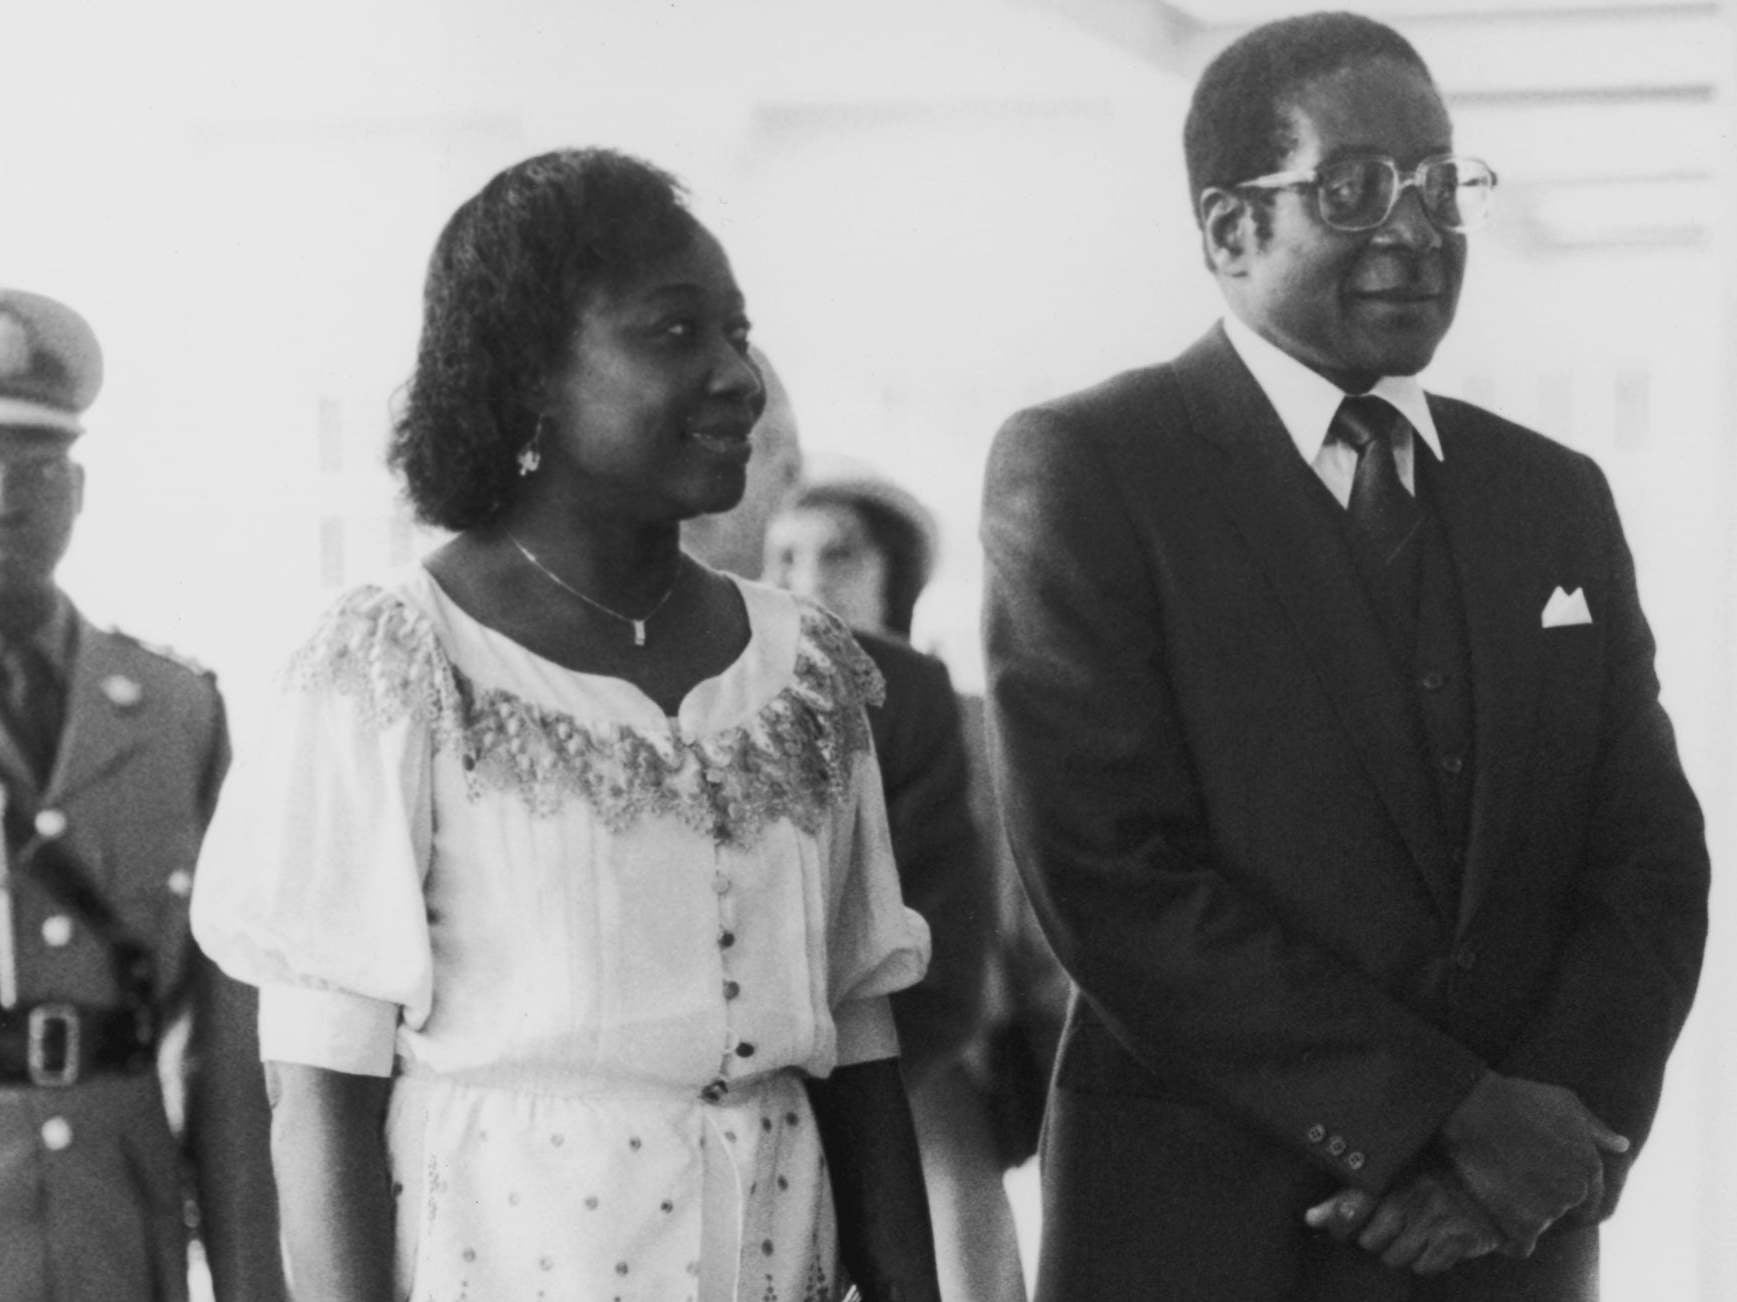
left=284, top=584, right=885, bottom=847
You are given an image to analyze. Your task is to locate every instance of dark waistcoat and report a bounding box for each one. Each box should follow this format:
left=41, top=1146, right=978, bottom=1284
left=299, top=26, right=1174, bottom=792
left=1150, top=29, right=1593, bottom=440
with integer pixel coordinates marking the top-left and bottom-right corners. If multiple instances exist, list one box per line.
left=1334, top=451, right=1476, bottom=876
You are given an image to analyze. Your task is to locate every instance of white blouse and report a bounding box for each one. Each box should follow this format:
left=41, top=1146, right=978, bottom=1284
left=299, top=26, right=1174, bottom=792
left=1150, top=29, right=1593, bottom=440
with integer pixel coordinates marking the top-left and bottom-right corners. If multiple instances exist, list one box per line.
left=192, top=565, right=930, bottom=1302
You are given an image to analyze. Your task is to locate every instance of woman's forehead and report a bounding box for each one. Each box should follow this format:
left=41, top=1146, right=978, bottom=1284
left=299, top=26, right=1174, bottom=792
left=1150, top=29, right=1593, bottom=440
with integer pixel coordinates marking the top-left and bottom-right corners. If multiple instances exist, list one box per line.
left=595, top=227, right=741, bottom=308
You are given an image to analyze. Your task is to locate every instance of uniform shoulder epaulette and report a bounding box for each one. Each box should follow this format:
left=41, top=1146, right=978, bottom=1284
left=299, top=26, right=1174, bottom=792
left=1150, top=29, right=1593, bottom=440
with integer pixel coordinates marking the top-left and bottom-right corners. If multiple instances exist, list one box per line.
left=108, top=627, right=217, bottom=679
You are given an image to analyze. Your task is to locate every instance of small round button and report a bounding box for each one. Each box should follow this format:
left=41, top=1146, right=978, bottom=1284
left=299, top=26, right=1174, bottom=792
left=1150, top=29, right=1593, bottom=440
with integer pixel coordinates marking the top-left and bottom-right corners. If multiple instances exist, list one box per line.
left=1347, top=1152, right=1366, bottom=1171
left=1439, top=755, right=1464, bottom=776
left=722, top=980, right=741, bottom=1001
left=1419, top=672, right=1447, bottom=692
left=33, top=809, right=67, bottom=840
left=41, top=915, right=73, bottom=948
left=734, top=1041, right=756, bottom=1059
left=1307, top=1124, right=1326, bottom=1144
left=1327, top=1136, right=1347, bottom=1156
left=718, top=931, right=736, bottom=949
left=712, top=873, right=732, bottom=896
left=166, top=870, right=194, bottom=898
left=41, top=1118, right=73, bottom=1151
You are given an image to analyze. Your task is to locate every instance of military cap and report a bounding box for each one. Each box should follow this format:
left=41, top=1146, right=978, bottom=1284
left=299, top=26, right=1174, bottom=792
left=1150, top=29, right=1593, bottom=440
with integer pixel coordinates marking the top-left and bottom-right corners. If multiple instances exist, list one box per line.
left=0, top=288, right=104, bottom=437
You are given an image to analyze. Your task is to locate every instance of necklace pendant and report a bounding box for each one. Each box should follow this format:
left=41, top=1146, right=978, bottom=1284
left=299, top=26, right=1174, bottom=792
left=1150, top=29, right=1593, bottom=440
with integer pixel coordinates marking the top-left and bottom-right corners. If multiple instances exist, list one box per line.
left=631, top=619, right=647, bottom=647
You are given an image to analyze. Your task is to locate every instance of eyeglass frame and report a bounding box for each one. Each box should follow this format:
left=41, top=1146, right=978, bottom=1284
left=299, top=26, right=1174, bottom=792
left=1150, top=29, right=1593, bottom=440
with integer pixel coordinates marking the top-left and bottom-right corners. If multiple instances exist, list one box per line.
left=1231, top=153, right=1499, bottom=234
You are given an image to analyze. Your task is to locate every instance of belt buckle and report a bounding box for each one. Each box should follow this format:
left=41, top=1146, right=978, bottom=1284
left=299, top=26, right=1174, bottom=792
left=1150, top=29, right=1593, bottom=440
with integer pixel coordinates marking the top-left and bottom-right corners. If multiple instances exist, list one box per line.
left=27, top=1003, right=80, bottom=1088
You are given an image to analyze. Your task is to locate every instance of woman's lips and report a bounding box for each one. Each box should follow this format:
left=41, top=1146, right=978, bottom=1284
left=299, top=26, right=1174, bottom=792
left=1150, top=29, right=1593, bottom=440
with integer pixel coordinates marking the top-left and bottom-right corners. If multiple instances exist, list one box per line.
left=687, top=422, right=753, bottom=458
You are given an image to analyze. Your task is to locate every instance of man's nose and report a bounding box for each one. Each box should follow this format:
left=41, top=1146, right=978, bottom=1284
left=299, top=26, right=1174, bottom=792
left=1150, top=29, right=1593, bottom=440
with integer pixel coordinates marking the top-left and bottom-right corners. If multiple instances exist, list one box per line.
left=1374, top=183, right=1443, bottom=250
left=778, top=552, right=821, bottom=601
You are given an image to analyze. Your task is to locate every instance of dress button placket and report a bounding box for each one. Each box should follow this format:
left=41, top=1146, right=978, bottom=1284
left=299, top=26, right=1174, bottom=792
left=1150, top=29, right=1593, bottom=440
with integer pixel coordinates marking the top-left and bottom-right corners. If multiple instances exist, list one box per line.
left=713, top=839, right=741, bottom=1084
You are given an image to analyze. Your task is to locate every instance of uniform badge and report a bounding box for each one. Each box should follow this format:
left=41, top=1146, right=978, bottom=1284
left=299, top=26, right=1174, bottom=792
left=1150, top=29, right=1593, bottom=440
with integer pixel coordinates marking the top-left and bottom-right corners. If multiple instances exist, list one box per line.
left=101, top=674, right=143, bottom=709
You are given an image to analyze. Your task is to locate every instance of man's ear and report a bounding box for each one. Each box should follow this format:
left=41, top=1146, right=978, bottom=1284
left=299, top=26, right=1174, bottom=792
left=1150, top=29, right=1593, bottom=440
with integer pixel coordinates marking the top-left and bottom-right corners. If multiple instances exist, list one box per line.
left=1199, top=187, right=1252, bottom=277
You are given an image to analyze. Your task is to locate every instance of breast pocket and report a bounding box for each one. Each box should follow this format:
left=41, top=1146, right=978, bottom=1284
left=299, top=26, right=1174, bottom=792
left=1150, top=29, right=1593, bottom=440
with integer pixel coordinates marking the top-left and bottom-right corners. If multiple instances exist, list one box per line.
left=1530, top=623, right=1604, bottom=776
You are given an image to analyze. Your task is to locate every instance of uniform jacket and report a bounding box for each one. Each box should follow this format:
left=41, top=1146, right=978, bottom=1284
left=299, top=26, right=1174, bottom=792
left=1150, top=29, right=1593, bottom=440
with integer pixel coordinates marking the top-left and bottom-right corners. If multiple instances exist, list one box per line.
left=856, top=629, right=994, bottom=1084
left=0, top=605, right=283, bottom=1302
left=979, top=325, right=1709, bottom=1300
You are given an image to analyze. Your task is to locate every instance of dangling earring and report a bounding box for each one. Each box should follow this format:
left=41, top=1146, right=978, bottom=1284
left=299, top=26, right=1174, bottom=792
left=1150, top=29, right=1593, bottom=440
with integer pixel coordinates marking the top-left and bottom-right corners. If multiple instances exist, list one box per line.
left=517, top=418, right=545, bottom=477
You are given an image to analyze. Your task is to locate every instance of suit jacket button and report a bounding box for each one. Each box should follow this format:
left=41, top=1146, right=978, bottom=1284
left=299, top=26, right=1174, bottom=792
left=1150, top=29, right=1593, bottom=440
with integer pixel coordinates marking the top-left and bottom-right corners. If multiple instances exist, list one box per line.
left=1307, top=1124, right=1326, bottom=1144
left=1347, top=1152, right=1366, bottom=1171
left=1327, top=1136, right=1347, bottom=1156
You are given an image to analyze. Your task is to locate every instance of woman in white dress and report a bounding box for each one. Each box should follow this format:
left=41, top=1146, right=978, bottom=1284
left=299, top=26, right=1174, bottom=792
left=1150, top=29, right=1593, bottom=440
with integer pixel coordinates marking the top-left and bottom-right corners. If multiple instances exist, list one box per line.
left=191, top=148, right=941, bottom=1302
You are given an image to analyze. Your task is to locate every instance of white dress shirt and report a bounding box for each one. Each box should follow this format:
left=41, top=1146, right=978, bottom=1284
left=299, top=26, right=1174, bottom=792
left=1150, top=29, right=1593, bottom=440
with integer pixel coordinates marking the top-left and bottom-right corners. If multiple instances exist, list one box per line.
left=1222, top=313, right=1444, bottom=507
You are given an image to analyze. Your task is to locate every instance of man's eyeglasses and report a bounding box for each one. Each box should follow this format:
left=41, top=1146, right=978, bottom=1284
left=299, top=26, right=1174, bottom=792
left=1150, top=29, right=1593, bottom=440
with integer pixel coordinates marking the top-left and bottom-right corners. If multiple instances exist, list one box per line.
left=1234, top=155, right=1498, bottom=234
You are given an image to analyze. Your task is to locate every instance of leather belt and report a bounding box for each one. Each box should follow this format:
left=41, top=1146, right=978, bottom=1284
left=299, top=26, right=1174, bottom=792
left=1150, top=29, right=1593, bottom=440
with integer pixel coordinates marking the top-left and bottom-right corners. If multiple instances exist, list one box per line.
left=0, top=1002, right=155, bottom=1087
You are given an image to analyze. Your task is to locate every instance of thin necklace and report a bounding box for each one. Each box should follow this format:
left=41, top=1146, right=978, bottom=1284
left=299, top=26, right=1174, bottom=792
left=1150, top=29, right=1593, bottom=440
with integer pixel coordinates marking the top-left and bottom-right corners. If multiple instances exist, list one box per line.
left=503, top=530, right=681, bottom=648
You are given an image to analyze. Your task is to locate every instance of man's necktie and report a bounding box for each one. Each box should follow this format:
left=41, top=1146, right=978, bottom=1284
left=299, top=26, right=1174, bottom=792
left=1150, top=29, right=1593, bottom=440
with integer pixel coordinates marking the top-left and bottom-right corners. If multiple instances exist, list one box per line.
left=1329, top=394, right=1420, bottom=563
left=0, top=642, right=63, bottom=783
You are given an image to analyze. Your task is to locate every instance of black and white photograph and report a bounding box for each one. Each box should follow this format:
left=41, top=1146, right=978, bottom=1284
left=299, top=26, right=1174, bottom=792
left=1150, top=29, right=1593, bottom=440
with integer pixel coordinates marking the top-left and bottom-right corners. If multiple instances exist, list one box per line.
left=0, top=1, right=1729, bottom=1298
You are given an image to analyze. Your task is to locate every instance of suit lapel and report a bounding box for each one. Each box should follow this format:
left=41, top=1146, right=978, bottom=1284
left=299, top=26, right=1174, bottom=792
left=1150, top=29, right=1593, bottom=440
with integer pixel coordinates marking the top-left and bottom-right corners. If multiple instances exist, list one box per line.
left=1175, top=328, right=1460, bottom=919
left=1426, top=403, right=1548, bottom=930
left=0, top=724, right=42, bottom=809
left=46, top=617, right=148, bottom=807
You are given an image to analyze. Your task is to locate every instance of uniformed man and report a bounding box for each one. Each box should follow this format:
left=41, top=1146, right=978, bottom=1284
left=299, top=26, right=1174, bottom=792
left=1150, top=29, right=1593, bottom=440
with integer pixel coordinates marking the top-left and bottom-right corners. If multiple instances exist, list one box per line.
left=0, top=289, right=284, bottom=1301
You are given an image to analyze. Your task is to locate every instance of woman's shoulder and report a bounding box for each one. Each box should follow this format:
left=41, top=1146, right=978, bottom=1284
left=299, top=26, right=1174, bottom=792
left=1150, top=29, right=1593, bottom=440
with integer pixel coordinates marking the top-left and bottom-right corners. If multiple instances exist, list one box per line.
left=730, top=576, right=884, bottom=716
left=283, top=569, right=460, bottom=728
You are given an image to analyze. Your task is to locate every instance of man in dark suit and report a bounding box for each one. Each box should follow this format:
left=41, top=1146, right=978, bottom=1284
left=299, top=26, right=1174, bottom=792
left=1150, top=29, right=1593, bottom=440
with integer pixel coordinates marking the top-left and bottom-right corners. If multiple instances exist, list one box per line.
left=0, top=289, right=284, bottom=1300
left=979, top=13, right=1708, bottom=1300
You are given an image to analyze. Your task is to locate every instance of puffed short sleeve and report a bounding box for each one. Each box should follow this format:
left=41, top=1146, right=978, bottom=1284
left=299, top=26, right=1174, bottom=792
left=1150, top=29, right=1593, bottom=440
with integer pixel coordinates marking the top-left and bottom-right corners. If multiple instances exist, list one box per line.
left=808, top=643, right=931, bottom=1066
left=191, top=586, right=449, bottom=1076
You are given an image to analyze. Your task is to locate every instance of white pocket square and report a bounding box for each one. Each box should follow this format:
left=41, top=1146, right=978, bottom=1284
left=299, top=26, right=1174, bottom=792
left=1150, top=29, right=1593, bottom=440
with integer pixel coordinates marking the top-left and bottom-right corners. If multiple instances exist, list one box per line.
left=1541, top=586, right=1592, bottom=628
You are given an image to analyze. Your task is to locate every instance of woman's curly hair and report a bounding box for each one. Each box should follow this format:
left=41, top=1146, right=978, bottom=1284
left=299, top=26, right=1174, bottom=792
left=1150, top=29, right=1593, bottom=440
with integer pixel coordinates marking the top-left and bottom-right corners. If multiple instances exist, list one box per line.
left=388, top=148, right=700, bottom=530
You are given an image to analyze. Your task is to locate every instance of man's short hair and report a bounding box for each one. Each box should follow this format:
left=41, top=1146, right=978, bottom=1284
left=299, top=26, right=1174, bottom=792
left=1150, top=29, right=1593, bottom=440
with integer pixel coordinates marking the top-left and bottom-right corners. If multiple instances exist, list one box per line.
left=1183, top=11, right=1434, bottom=229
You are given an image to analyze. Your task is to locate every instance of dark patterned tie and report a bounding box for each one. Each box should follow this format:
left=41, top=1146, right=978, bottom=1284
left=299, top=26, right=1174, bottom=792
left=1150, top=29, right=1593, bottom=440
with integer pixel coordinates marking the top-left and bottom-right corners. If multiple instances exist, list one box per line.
left=0, top=641, right=63, bottom=783
left=1329, top=395, right=1420, bottom=563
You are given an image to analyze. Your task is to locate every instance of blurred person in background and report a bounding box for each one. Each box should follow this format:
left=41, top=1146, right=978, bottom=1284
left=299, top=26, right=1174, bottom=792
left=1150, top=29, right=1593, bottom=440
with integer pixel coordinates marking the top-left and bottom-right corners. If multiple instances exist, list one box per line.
left=0, top=289, right=284, bottom=1302
left=763, top=465, right=1027, bottom=1302
left=980, top=12, right=1707, bottom=1300
left=192, top=147, right=939, bottom=1302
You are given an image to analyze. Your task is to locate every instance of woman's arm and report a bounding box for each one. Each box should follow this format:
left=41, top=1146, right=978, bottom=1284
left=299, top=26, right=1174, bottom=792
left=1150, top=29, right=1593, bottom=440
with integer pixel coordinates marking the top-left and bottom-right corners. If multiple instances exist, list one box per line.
left=267, top=1061, right=397, bottom=1301
left=806, top=1057, right=941, bottom=1302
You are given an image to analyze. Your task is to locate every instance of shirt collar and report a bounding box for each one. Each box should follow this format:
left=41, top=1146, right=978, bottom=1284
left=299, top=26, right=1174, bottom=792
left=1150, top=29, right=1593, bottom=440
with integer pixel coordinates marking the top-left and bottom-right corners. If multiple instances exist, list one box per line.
left=1222, top=313, right=1443, bottom=464
left=0, top=590, right=75, bottom=681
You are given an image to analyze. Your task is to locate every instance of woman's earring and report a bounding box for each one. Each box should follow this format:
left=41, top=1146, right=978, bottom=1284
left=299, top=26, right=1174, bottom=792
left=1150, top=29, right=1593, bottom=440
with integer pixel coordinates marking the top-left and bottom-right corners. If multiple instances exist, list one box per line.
left=517, top=420, right=545, bottom=477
